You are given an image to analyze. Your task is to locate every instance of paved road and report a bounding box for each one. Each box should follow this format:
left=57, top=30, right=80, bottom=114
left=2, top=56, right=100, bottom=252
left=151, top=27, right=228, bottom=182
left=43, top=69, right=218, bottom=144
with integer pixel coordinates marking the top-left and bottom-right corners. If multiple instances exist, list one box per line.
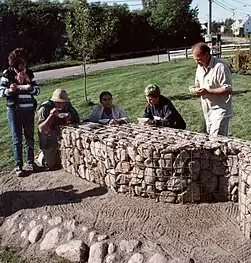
left=34, top=54, right=169, bottom=81
left=34, top=42, right=248, bottom=81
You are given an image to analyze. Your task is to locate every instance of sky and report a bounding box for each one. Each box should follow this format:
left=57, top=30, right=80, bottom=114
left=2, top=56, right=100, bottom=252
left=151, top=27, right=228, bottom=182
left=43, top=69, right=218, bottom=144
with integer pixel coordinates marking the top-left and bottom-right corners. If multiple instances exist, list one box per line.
left=192, top=0, right=251, bottom=22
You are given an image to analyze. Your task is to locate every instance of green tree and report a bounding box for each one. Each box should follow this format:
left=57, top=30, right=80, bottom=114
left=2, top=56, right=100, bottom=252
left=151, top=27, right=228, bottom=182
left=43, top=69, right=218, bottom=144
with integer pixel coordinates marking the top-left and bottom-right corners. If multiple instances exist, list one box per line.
left=149, top=0, right=201, bottom=48
left=66, top=0, right=116, bottom=101
left=224, top=18, right=234, bottom=35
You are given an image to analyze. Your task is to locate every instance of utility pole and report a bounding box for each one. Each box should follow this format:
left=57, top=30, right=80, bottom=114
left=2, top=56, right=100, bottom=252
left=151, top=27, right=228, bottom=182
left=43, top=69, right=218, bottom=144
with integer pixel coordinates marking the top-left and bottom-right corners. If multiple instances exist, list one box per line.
left=231, top=9, right=235, bottom=40
left=208, top=0, right=212, bottom=35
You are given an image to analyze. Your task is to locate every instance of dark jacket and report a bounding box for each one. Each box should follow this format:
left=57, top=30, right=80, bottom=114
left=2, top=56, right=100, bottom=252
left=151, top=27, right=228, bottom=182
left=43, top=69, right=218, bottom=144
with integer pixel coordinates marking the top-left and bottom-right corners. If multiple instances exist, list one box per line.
left=143, top=95, right=186, bottom=129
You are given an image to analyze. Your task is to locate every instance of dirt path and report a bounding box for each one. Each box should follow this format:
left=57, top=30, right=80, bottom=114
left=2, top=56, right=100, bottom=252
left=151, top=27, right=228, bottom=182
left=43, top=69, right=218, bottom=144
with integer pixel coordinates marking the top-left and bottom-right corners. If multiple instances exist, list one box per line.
left=0, top=170, right=250, bottom=263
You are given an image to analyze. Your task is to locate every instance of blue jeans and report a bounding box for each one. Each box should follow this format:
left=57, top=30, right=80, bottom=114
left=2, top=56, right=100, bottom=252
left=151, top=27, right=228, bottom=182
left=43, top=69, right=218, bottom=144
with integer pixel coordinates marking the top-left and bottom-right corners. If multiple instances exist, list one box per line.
left=7, top=107, right=35, bottom=167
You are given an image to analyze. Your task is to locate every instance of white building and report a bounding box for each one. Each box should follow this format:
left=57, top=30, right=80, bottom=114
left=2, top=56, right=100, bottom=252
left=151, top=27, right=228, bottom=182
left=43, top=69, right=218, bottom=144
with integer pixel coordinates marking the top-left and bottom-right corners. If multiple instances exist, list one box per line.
left=231, top=17, right=251, bottom=36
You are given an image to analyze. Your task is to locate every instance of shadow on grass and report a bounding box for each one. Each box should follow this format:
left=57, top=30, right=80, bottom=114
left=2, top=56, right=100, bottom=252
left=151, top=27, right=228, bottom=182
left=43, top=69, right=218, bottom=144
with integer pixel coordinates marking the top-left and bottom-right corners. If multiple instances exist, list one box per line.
left=168, top=93, right=198, bottom=101
left=232, top=90, right=251, bottom=97
left=0, top=185, right=108, bottom=217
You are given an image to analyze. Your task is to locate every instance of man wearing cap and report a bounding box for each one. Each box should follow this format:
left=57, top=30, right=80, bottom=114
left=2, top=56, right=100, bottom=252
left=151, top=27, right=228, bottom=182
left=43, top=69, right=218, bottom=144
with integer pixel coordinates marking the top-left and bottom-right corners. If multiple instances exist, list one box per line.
left=37, top=88, right=79, bottom=170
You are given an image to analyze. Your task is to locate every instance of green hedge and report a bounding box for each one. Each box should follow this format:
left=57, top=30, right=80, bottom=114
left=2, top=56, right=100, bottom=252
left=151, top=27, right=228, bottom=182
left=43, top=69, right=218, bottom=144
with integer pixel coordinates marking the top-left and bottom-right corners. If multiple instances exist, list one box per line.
left=30, top=60, right=83, bottom=72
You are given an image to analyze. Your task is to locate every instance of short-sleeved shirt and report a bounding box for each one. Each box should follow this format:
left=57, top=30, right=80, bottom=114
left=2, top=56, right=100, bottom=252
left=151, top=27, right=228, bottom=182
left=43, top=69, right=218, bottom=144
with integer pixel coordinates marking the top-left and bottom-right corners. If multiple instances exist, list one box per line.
left=195, top=56, right=232, bottom=118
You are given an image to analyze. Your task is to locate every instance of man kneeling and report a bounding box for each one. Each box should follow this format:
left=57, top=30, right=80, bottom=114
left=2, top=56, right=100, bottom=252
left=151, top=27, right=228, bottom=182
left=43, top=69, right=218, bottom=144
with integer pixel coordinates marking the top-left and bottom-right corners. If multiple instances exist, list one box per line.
left=37, top=88, right=79, bottom=170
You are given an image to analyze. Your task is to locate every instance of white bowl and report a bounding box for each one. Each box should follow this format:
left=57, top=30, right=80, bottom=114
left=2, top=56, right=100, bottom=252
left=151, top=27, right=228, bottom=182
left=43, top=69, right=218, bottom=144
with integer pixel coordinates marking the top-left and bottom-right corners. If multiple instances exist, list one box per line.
left=189, top=86, right=197, bottom=93
left=58, top=113, right=69, bottom=118
left=153, top=116, right=161, bottom=121
left=17, top=84, right=30, bottom=90
left=99, top=119, right=110, bottom=125
left=138, top=117, right=149, bottom=124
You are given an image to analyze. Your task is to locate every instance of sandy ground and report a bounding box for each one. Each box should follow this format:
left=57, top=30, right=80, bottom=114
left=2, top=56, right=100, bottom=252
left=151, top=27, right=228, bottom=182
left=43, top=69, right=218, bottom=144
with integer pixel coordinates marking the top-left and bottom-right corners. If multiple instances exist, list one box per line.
left=0, top=169, right=250, bottom=263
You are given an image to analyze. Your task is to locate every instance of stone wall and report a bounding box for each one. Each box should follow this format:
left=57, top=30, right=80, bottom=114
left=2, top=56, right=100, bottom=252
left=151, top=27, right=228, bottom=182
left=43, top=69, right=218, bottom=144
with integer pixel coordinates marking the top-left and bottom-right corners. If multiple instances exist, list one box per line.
left=60, top=123, right=251, bottom=238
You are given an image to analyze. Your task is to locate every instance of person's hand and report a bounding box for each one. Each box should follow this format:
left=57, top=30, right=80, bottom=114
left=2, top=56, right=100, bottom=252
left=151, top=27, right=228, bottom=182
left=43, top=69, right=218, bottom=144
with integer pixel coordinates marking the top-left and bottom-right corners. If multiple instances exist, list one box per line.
left=109, top=119, right=119, bottom=125
left=194, top=87, right=208, bottom=96
left=65, top=113, right=72, bottom=123
left=9, top=83, right=17, bottom=92
left=49, top=108, right=58, bottom=117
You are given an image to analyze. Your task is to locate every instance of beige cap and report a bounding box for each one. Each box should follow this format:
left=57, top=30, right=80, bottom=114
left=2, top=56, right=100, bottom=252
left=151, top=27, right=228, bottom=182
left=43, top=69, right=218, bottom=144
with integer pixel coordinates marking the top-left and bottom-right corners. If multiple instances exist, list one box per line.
left=51, top=88, right=69, bottom=102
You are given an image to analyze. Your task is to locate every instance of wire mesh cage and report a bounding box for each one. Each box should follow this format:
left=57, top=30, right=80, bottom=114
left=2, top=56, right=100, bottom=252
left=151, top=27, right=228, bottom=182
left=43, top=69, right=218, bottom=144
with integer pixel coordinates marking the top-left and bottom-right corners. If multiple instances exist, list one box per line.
left=60, top=123, right=246, bottom=204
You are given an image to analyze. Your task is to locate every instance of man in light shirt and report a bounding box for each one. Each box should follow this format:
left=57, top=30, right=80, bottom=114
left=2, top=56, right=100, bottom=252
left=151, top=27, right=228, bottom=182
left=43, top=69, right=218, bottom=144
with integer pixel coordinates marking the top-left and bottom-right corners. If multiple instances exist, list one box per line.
left=192, top=42, right=232, bottom=136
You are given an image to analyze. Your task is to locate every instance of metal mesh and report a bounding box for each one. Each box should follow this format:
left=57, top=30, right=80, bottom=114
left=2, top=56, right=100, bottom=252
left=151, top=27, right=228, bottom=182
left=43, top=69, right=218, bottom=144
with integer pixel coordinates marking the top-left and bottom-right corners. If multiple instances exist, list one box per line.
left=60, top=123, right=246, bottom=204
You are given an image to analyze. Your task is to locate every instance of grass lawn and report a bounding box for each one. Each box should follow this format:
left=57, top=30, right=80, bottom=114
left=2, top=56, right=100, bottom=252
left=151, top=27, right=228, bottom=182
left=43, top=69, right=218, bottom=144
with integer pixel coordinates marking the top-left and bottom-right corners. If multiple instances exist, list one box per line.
left=0, top=58, right=250, bottom=171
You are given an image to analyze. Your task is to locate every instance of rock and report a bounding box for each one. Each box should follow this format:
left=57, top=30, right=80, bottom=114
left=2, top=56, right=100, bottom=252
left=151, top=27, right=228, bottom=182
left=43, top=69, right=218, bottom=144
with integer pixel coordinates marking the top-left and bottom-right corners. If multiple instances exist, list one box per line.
left=177, top=183, right=201, bottom=203
left=173, top=151, right=189, bottom=173
left=108, top=243, right=116, bottom=254
left=188, top=160, right=200, bottom=180
left=168, top=257, right=194, bottom=263
left=98, top=234, right=108, bottom=241
left=42, top=214, right=50, bottom=222
left=4, top=214, right=21, bottom=231
left=130, top=177, right=142, bottom=186
left=67, top=231, right=74, bottom=241
left=29, top=220, right=36, bottom=229
left=128, top=253, right=144, bottom=263
left=159, top=153, right=174, bottom=169
left=155, top=181, right=166, bottom=191
left=105, top=174, right=116, bottom=188
left=167, top=177, right=187, bottom=192
left=119, top=240, right=140, bottom=254
left=88, top=241, right=108, bottom=263
left=227, top=155, right=238, bottom=175
left=159, top=191, right=176, bottom=203
left=127, top=146, right=137, bottom=161
left=147, top=253, right=168, bottom=263
left=132, top=167, right=144, bottom=179
left=212, top=159, right=227, bottom=176
left=21, top=230, right=29, bottom=240
left=40, top=227, right=61, bottom=250
left=18, top=222, right=24, bottom=230
left=146, top=185, right=156, bottom=199
left=56, top=240, right=89, bottom=262
left=118, top=185, right=129, bottom=193
left=135, top=186, right=142, bottom=196
left=64, top=219, right=78, bottom=230
left=156, top=169, right=169, bottom=182
left=89, top=231, right=97, bottom=243
left=106, top=254, right=117, bottom=263
left=145, top=168, right=156, bottom=178
left=28, top=225, right=43, bottom=244
left=82, top=225, right=89, bottom=233
left=48, top=216, right=63, bottom=226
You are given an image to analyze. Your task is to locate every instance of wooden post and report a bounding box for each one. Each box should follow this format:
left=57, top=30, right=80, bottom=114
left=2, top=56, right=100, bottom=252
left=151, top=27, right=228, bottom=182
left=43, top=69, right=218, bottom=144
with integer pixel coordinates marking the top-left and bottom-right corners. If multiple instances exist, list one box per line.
left=185, top=48, right=188, bottom=59
left=167, top=50, right=171, bottom=61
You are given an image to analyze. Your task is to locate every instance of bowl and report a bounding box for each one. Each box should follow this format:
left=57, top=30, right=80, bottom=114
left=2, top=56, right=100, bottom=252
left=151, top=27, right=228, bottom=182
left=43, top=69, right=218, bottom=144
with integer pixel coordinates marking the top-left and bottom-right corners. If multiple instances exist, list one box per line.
left=189, top=85, right=197, bottom=93
left=58, top=113, right=69, bottom=118
left=138, top=117, right=150, bottom=124
left=99, top=119, right=110, bottom=125
left=153, top=116, right=161, bottom=121
left=17, top=84, right=30, bottom=90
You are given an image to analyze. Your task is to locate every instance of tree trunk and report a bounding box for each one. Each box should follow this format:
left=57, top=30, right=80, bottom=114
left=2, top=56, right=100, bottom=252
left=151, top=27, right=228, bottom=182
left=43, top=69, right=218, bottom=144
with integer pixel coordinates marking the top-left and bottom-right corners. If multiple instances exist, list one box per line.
left=83, top=60, right=87, bottom=101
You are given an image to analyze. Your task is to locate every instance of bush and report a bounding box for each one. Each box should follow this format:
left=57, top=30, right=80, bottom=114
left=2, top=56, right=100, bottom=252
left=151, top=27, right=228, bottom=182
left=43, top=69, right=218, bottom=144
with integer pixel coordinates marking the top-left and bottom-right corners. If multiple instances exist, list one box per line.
left=231, top=51, right=251, bottom=72
left=30, top=60, right=82, bottom=72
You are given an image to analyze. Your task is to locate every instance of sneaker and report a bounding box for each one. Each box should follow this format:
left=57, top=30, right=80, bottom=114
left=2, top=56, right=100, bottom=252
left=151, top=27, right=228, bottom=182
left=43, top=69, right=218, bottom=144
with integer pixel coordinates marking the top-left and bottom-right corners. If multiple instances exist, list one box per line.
left=14, top=166, right=24, bottom=177
left=25, top=163, right=40, bottom=172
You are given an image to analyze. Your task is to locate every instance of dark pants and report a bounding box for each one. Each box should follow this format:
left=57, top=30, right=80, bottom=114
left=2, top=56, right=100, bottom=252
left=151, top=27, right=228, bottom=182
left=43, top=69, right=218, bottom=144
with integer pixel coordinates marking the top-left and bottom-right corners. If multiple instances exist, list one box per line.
left=7, top=107, right=35, bottom=168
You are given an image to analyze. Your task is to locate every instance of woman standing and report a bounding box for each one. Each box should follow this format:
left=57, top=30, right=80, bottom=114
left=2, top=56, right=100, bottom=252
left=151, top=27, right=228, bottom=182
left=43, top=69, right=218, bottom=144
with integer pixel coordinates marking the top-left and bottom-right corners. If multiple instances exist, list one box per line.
left=0, top=50, right=40, bottom=176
